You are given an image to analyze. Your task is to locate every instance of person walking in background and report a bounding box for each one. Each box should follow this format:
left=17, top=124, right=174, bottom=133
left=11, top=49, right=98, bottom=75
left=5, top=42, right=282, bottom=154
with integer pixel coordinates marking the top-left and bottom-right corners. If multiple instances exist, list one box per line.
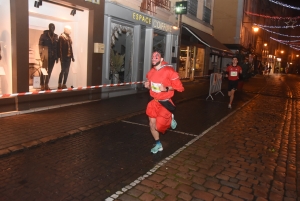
left=267, top=65, right=271, bottom=75
left=226, top=56, right=242, bottom=109
left=144, top=47, right=184, bottom=154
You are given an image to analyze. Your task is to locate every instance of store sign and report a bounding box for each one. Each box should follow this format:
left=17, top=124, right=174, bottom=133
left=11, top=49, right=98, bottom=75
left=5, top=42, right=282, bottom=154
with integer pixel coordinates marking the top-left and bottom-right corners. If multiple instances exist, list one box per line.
left=175, top=1, right=188, bottom=14
left=152, top=19, right=172, bottom=33
left=85, top=0, right=100, bottom=4
left=132, top=13, right=152, bottom=25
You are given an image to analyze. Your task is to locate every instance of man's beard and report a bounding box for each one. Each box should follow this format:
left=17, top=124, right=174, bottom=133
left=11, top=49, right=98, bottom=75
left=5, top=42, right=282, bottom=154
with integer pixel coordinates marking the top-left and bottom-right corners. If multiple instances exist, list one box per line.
left=153, top=60, right=161, bottom=66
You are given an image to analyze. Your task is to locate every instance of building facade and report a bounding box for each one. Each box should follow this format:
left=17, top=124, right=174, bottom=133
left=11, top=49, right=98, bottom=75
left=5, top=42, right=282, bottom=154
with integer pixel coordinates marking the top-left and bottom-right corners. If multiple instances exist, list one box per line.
left=101, top=1, right=179, bottom=98
left=213, top=0, right=300, bottom=73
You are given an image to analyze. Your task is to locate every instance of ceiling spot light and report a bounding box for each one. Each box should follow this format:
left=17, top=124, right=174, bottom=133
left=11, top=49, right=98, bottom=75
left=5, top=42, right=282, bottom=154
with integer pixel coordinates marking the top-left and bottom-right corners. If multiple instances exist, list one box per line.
left=70, top=9, right=76, bottom=16
left=34, top=1, right=39, bottom=8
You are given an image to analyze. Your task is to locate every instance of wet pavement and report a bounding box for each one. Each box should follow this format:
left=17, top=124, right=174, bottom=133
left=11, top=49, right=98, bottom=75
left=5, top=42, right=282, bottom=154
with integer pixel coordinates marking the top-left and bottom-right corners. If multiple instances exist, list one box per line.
left=0, top=74, right=299, bottom=201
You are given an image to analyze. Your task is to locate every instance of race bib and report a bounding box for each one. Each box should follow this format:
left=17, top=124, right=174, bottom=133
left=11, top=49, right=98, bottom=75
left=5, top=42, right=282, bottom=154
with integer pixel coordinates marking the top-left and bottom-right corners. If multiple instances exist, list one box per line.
left=230, top=71, right=238, bottom=76
left=151, top=82, right=161, bottom=93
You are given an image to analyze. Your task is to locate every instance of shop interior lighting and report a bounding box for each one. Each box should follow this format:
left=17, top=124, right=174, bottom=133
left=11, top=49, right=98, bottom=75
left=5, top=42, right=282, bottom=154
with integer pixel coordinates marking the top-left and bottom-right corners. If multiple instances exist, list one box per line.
left=34, top=1, right=39, bottom=8
left=70, top=9, right=76, bottom=16
left=42, top=0, right=84, bottom=12
left=34, top=0, right=42, bottom=8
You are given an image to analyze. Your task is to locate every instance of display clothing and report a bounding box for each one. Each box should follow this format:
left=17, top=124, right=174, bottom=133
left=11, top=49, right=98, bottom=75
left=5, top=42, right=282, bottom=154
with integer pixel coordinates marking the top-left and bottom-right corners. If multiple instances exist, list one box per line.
left=57, top=33, right=74, bottom=87
left=58, top=33, right=74, bottom=60
left=58, top=57, right=71, bottom=85
left=146, top=61, right=184, bottom=133
left=39, top=30, right=58, bottom=87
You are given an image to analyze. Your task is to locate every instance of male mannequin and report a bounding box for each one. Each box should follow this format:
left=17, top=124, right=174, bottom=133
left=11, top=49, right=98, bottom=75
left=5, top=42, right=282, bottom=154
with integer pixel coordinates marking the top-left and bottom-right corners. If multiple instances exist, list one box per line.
left=39, top=23, right=58, bottom=90
left=57, top=25, right=75, bottom=89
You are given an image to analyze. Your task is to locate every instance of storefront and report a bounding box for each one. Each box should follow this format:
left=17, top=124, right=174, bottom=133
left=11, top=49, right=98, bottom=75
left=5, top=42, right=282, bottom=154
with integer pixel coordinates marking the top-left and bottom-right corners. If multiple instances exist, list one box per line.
left=0, top=0, right=104, bottom=113
left=102, top=2, right=179, bottom=98
left=180, top=24, right=233, bottom=79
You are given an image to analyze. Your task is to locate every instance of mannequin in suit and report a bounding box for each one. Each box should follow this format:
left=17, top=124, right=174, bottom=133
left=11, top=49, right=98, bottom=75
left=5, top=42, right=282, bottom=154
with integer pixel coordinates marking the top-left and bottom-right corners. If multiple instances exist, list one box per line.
left=39, top=23, right=58, bottom=90
left=57, top=25, right=75, bottom=89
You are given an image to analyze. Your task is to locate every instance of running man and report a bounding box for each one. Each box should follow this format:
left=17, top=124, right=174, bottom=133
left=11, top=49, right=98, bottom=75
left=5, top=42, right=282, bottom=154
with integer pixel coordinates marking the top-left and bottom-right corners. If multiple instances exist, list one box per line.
left=144, top=47, right=184, bottom=154
left=226, top=56, right=242, bottom=109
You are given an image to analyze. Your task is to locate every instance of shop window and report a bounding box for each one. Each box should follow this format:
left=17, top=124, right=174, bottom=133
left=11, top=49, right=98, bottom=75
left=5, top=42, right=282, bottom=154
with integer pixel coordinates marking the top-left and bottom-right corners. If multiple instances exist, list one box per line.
left=110, top=23, right=133, bottom=84
left=195, top=48, right=204, bottom=77
left=29, top=0, right=89, bottom=90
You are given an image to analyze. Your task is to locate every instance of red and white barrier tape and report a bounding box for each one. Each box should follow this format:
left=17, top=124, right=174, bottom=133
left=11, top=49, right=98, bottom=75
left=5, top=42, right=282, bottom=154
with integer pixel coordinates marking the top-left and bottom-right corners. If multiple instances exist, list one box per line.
left=0, top=81, right=145, bottom=99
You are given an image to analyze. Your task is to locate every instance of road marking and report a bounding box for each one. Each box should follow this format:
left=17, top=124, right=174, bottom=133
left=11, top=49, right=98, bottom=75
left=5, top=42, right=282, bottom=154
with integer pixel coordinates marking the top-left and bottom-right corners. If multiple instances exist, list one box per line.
left=121, top=120, right=198, bottom=137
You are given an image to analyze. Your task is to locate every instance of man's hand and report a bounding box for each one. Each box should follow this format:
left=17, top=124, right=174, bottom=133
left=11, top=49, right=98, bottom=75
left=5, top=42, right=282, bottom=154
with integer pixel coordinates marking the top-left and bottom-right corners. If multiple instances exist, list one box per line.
left=159, top=84, right=167, bottom=92
left=144, top=81, right=150, bottom=89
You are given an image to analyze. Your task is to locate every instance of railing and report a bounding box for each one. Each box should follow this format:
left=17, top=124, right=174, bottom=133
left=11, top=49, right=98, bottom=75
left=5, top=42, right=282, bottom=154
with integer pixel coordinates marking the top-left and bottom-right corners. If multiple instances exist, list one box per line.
left=140, top=0, right=171, bottom=14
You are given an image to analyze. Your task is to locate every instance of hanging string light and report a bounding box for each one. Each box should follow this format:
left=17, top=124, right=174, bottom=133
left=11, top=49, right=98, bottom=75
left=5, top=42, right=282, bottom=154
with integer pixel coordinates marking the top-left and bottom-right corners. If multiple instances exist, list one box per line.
left=273, top=39, right=300, bottom=43
left=254, top=24, right=300, bottom=38
left=270, top=37, right=300, bottom=50
left=245, top=11, right=300, bottom=20
left=253, top=23, right=299, bottom=29
left=269, top=0, right=300, bottom=10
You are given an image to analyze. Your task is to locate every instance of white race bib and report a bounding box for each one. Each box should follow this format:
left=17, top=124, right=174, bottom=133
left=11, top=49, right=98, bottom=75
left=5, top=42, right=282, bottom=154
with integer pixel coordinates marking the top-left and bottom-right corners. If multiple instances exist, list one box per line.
left=151, top=82, right=161, bottom=93
left=230, top=71, right=238, bottom=76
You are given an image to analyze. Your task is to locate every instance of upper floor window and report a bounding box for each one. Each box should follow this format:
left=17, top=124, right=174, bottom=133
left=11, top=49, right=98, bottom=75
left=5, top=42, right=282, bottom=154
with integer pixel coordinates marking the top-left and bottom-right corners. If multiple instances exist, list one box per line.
left=188, top=0, right=198, bottom=17
left=203, top=0, right=211, bottom=24
left=204, top=0, right=212, bottom=9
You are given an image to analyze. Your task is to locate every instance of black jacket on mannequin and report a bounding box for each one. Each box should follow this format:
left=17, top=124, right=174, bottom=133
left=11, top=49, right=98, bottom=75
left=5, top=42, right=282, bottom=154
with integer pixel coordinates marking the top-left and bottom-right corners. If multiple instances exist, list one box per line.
left=39, top=30, right=58, bottom=61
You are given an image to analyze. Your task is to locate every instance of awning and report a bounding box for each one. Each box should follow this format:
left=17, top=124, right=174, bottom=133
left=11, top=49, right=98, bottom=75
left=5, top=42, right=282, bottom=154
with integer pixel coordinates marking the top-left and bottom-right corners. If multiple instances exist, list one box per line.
left=182, top=24, right=234, bottom=57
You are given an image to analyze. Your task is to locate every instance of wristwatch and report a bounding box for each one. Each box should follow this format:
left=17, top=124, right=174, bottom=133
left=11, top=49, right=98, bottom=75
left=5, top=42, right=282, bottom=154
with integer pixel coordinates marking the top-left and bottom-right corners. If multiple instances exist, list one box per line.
left=165, top=87, right=169, bottom=92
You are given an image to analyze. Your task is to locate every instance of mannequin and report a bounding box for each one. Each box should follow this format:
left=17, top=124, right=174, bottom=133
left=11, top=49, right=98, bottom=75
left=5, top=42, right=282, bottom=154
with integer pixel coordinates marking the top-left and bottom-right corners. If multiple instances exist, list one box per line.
left=39, top=23, right=58, bottom=90
left=57, top=25, right=75, bottom=89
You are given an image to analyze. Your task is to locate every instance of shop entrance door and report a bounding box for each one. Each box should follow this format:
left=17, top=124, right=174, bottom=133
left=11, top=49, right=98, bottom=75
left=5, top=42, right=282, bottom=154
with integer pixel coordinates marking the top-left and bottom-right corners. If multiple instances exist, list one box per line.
left=178, top=46, right=193, bottom=79
left=178, top=46, right=205, bottom=79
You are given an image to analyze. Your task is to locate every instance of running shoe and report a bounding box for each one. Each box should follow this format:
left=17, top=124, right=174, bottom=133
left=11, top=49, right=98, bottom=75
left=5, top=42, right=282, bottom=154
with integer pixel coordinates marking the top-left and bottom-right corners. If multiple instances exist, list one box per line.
left=171, top=114, right=177, bottom=129
left=228, top=104, right=232, bottom=109
left=151, top=143, right=163, bottom=154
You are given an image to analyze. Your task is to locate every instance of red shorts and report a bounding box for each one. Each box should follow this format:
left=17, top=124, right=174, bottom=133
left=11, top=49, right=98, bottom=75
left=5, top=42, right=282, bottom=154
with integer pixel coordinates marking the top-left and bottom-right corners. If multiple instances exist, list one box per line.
left=146, top=100, right=172, bottom=133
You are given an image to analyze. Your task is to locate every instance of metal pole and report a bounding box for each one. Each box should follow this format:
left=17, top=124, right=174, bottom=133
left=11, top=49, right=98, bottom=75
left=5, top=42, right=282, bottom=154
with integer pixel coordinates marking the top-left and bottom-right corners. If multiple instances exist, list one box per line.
left=176, top=14, right=182, bottom=70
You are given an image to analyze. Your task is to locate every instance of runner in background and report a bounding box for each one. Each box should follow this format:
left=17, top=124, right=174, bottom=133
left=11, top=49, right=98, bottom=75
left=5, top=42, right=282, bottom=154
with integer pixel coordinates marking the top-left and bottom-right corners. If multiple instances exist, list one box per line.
left=226, top=56, right=242, bottom=109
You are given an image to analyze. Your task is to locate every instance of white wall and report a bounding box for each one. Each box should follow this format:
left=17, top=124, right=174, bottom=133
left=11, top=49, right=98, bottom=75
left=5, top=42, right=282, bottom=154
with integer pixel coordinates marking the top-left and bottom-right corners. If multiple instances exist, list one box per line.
left=28, top=0, right=89, bottom=89
left=0, top=0, right=12, bottom=94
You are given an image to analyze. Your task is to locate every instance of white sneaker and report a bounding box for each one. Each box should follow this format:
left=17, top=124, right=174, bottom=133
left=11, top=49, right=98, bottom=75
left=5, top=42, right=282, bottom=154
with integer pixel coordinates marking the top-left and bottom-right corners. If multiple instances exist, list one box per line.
left=228, top=104, right=232, bottom=109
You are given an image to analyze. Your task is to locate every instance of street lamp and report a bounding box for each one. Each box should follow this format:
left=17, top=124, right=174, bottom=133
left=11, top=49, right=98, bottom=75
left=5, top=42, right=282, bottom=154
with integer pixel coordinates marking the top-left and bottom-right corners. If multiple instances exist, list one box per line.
left=253, top=26, right=259, bottom=32
left=175, top=1, right=188, bottom=71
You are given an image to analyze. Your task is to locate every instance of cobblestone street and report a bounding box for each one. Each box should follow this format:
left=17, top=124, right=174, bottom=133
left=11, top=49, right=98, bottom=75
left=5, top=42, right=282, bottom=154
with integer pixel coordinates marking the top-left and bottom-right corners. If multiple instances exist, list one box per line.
left=112, top=75, right=300, bottom=201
